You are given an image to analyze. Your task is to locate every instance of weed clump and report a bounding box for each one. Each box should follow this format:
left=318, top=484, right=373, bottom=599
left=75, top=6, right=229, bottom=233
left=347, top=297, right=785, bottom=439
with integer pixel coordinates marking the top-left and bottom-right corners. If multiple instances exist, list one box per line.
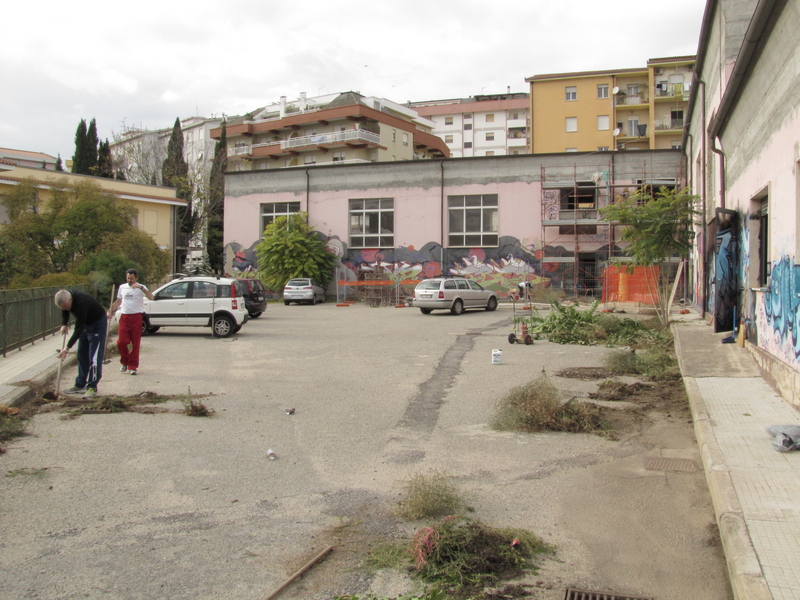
left=410, top=516, right=551, bottom=590
left=0, top=407, right=27, bottom=452
left=605, top=348, right=680, bottom=380
left=183, top=398, right=212, bottom=417
left=491, top=370, right=608, bottom=435
left=396, top=469, right=464, bottom=521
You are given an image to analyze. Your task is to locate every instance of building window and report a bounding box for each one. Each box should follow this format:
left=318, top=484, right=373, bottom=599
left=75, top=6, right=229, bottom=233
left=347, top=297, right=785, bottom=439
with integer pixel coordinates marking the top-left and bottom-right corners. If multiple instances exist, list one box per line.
left=448, top=194, right=498, bottom=247
left=486, top=132, right=495, bottom=141
left=597, top=115, right=609, bottom=130
left=304, top=155, right=316, bottom=165
left=755, top=197, right=770, bottom=287
left=464, top=142, right=472, bottom=148
left=464, top=123, right=472, bottom=130
left=464, top=113, right=472, bottom=119
left=566, top=148, right=578, bottom=152
left=510, top=112, right=519, bottom=120
left=566, top=117, right=578, bottom=132
left=597, top=84, right=609, bottom=99
left=261, top=202, right=301, bottom=234
left=559, top=225, right=598, bottom=235
left=670, top=109, right=684, bottom=129
left=559, top=183, right=596, bottom=210
left=627, top=117, right=640, bottom=137
left=392, top=129, right=397, bottom=142
left=333, top=151, right=346, bottom=162
left=349, top=198, right=394, bottom=248
left=486, top=113, right=495, bottom=123
left=445, top=134, right=454, bottom=143
left=445, top=116, right=454, bottom=125
left=671, top=142, right=682, bottom=150
left=627, top=84, right=639, bottom=96
left=565, top=86, right=577, bottom=101
left=598, top=146, right=609, bottom=151
left=402, top=132, right=409, bottom=146
left=486, top=151, right=495, bottom=156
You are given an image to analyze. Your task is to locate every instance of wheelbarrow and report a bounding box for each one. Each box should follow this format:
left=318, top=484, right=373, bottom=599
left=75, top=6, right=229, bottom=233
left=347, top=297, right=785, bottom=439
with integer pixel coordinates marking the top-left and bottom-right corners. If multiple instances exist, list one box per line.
left=508, top=316, right=534, bottom=345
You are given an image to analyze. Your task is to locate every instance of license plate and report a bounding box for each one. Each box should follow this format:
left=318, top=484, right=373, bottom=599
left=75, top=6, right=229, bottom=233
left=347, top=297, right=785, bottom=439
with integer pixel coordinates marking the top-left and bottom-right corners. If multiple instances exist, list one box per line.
left=420, top=294, right=432, bottom=299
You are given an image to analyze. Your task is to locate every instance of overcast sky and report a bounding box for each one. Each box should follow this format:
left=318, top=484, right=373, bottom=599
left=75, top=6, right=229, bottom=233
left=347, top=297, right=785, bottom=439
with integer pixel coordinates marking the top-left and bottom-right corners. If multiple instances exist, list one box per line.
left=3, top=0, right=707, bottom=161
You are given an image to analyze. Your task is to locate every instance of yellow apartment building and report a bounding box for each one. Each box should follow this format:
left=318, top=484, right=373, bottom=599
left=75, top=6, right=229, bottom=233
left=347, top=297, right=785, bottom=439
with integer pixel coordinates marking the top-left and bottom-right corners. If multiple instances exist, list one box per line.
left=527, top=56, right=695, bottom=153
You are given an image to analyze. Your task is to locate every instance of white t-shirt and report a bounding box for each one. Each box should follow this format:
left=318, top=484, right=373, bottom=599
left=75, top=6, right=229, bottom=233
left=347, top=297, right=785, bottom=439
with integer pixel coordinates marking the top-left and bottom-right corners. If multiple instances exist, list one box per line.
left=117, top=283, right=149, bottom=314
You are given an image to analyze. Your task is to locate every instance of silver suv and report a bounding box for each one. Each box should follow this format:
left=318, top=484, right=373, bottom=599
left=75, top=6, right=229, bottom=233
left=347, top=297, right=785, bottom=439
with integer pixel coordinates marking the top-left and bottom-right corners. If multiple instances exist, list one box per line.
left=413, top=277, right=499, bottom=315
left=141, top=276, right=250, bottom=338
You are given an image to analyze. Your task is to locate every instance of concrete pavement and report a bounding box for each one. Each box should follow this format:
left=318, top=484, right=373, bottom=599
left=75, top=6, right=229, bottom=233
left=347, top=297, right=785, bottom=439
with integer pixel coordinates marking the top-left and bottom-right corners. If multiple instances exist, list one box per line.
left=2, top=308, right=799, bottom=600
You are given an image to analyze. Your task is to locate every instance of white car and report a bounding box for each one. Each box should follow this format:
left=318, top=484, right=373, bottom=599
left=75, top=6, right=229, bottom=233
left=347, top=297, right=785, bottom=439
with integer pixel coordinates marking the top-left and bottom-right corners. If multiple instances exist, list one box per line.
left=413, top=277, right=499, bottom=315
left=283, top=278, right=326, bottom=305
left=141, top=276, right=249, bottom=338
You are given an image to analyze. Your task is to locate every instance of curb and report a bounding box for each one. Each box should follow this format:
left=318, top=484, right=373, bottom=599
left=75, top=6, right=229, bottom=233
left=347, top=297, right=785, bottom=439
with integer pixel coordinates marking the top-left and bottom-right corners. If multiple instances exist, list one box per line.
left=673, top=325, right=772, bottom=600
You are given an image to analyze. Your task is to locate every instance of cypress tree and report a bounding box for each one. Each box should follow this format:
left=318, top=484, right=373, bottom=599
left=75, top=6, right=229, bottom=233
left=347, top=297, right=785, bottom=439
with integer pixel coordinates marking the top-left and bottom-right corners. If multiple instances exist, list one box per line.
left=55, top=154, right=64, bottom=172
left=72, top=119, right=88, bottom=174
left=86, top=118, right=99, bottom=175
left=207, top=122, right=227, bottom=272
left=97, top=139, right=114, bottom=178
left=162, top=118, right=194, bottom=236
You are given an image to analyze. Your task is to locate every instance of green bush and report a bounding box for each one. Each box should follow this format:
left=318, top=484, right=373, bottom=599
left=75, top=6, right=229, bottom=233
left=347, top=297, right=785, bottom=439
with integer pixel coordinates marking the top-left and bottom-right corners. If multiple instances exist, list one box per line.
left=396, top=469, right=464, bottom=521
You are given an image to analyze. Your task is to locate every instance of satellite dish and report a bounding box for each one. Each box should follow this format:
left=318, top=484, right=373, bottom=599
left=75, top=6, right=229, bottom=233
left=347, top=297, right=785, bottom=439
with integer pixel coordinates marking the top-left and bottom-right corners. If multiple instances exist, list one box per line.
left=612, top=86, right=620, bottom=95
left=612, top=128, right=621, bottom=137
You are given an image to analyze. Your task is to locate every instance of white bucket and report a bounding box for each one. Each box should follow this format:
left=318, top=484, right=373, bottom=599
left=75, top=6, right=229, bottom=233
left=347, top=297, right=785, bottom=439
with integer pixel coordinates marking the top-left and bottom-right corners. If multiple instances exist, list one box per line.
left=492, top=349, right=502, bottom=365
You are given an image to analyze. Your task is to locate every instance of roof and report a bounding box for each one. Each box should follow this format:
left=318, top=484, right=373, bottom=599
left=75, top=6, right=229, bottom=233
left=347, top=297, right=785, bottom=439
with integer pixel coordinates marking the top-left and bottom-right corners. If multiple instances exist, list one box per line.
left=0, top=147, right=58, bottom=161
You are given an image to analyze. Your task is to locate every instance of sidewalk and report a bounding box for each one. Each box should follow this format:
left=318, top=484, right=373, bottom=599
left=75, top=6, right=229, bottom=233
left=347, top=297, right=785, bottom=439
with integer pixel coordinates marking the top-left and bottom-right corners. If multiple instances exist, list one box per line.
left=3, top=311, right=800, bottom=599
left=673, top=312, right=800, bottom=600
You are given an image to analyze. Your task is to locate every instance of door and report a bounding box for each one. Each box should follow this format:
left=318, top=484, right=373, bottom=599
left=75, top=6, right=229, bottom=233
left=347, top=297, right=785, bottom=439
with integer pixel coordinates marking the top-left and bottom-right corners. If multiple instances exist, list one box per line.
left=147, top=281, right=189, bottom=325
left=714, top=208, right=740, bottom=333
left=185, top=281, right=215, bottom=325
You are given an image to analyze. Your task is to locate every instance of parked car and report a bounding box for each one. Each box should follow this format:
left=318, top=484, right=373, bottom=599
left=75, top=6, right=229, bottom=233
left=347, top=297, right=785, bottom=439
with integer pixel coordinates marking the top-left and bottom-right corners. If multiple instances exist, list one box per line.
left=140, top=276, right=249, bottom=338
left=413, top=277, right=499, bottom=315
left=283, top=278, right=326, bottom=305
left=239, top=277, right=268, bottom=318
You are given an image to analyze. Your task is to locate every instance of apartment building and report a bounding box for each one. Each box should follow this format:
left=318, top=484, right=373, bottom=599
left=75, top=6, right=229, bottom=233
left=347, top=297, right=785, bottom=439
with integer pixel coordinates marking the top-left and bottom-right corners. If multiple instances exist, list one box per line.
left=408, top=92, right=530, bottom=157
left=527, top=56, right=695, bottom=153
left=212, top=92, right=449, bottom=172
left=0, top=147, right=59, bottom=171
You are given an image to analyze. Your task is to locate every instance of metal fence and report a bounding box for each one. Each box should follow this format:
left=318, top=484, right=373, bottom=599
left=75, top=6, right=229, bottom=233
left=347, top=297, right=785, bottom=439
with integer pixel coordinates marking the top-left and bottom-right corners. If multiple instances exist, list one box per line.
left=0, top=287, right=84, bottom=357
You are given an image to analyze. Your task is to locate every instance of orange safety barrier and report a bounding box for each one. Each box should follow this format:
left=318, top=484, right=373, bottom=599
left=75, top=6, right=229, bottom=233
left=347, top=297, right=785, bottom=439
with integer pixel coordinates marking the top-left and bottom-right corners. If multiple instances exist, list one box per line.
left=601, top=265, right=659, bottom=305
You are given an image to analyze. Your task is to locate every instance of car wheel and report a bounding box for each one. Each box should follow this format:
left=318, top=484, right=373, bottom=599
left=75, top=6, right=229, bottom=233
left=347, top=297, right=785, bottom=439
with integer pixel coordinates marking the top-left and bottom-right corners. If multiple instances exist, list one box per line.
left=213, top=315, right=235, bottom=338
left=310, top=296, right=317, bottom=305
left=420, top=308, right=432, bottom=314
left=284, top=301, right=290, bottom=306
left=450, top=299, right=464, bottom=315
left=141, top=319, right=154, bottom=336
left=508, top=333, right=516, bottom=344
left=233, top=324, right=243, bottom=333
left=485, top=296, right=498, bottom=311
left=147, top=326, right=160, bottom=334
left=249, top=311, right=262, bottom=318
left=318, top=294, right=326, bottom=304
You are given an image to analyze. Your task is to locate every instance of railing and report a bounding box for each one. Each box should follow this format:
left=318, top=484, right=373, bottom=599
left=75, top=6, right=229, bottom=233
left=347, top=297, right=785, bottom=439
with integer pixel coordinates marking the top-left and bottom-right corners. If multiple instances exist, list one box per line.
left=655, top=120, right=685, bottom=131
left=281, top=129, right=381, bottom=150
left=227, top=145, right=252, bottom=157
left=0, top=286, right=86, bottom=357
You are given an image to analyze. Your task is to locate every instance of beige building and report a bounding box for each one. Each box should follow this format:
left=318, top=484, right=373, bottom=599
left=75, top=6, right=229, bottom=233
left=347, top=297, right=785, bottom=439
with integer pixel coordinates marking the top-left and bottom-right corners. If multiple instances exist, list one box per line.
left=213, top=91, right=449, bottom=171
left=0, top=162, right=184, bottom=264
left=527, top=56, right=695, bottom=153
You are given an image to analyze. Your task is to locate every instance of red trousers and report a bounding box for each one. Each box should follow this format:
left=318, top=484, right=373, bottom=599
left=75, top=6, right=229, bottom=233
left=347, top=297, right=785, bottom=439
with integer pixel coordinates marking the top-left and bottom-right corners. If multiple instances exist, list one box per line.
left=117, top=313, right=143, bottom=370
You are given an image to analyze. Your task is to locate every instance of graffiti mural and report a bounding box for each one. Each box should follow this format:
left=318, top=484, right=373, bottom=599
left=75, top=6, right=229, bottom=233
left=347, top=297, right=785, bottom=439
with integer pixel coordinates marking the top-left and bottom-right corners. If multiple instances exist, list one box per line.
left=757, top=256, right=800, bottom=365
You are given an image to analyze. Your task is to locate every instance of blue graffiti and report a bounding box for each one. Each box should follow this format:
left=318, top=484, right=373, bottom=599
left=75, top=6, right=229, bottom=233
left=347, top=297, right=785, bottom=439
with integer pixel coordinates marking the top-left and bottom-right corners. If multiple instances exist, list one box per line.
left=763, top=256, right=800, bottom=360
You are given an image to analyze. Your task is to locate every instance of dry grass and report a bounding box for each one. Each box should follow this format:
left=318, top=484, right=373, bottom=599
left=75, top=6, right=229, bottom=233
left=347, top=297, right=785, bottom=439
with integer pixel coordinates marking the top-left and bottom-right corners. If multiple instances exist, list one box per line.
left=395, top=469, right=465, bottom=521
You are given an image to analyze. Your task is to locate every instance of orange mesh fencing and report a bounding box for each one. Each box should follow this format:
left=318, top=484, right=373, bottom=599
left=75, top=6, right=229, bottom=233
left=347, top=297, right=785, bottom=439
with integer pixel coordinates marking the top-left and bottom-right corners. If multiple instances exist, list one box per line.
left=602, top=265, right=660, bottom=305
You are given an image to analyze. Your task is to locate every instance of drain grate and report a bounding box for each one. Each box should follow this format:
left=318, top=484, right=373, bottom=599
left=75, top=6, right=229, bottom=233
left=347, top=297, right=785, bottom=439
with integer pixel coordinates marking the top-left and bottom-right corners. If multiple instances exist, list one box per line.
left=644, top=457, right=696, bottom=472
left=564, top=588, right=653, bottom=600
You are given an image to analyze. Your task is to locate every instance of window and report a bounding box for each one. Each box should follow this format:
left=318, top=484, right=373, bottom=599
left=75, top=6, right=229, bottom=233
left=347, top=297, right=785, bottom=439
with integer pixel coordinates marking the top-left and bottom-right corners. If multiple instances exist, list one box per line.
left=565, top=86, right=577, bottom=101
left=349, top=198, right=394, bottom=248
left=598, top=146, right=609, bottom=151
left=510, top=113, right=519, bottom=120
left=392, top=129, right=397, bottom=142
left=445, top=134, right=453, bottom=143
left=464, top=142, right=472, bottom=148
left=304, top=155, right=316, bottom=165
left=559, top=183, right=596, bottom=210
left=464, top=123, right=472, bottom=130
left=627, top=84, right=639, bottom=96
left=486, top=114, right=495, bottom=123
left=566, top=117, right=578, bottom=132
left=464, top=113, right=472, bottom=119
left=754, top=196, right=770, bottom=287
left=670, top=109, right=684, bottom=129
left=597, top=84, right=609, bottom=99
left=448, top=194, right=498, bottom=247
left=671, top=142, right=682, bottom=150
left=559, top=225, right=598, bottom=235
left=486, top=132, right=495, bottom=141
left=445, top=116, right=454, bottom=125
left=402, top=132, right=409, bottom=146
left=261, top=202, right=301, bottom=234
left=597, top=115, right=609, bottom=130
left=627, top=117, right=640, bottom=137
left=485, top=151, right=495, bottom=156
left=566, top=148, right=578, bottom=152
left=333, top=151, right=346, bottom=162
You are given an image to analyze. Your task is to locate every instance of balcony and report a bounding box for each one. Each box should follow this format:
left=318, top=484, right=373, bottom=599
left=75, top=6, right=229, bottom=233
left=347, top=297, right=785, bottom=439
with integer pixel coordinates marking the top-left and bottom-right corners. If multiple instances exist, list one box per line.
left=616, top=94, right=648, bottom=106
left=280, top=129, right=381, bottom=151
left=507, top=137, right=528, bottom=148
left=654, top=119, right=684, bottom=132
left=507, top=118, right=527, bottom=128
left=227, top=145, right=252, bottom=158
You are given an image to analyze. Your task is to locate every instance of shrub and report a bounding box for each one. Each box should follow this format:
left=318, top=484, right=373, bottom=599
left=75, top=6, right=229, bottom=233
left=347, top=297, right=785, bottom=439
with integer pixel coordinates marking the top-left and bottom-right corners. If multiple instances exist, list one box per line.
left=396, top=469, right=464, bottom=521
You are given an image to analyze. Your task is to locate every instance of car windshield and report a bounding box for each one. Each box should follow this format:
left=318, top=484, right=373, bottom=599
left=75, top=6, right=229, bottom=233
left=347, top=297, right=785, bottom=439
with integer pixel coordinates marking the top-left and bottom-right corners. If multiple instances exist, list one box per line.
left=417, top=280, right=441, bottom=290
left=287, top=279, right=310, bottom=286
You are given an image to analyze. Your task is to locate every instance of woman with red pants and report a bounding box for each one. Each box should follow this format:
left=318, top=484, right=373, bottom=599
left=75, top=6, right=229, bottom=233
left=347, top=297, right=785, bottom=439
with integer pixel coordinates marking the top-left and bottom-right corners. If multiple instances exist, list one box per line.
left=108, top=268, right=153, bottom=376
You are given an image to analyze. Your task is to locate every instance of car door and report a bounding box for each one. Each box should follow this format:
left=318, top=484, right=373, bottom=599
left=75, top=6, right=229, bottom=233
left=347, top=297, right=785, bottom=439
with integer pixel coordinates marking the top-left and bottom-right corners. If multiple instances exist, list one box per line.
left=147, top=281, right=190, bottom=325
left=185, top=281, right=215, bottom=325
left=468, top=280, right=488, bottom=307
left=456, top=279, right=474, bottom=307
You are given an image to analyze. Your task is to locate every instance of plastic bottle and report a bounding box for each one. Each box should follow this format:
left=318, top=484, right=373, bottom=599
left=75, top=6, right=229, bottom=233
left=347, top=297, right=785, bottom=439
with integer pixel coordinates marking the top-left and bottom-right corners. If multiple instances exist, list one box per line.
left=267, top=449, right=277, bottom=460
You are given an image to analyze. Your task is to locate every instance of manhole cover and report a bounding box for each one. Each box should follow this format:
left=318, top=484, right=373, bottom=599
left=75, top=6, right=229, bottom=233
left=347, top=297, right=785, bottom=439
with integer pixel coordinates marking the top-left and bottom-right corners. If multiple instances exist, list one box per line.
left=644, top=457, right=696, bottom=472
left=564, top=588, right=653, bottom=600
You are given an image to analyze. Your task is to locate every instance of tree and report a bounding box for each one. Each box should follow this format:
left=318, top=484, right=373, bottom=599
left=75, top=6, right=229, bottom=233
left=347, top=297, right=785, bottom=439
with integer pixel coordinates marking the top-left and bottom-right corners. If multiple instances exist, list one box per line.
left=162, top=117, right=194, bottom=237
left=71, top=119, right=88, bottom=174
left=206, top=122, right=227, bottom=272
left=97, top=139, right=114, bottom=178
left=255, top=212, right=336, bottom=292
left=85, top=118, right=99, bottom=175
left=600, top=186, right=698, bottom=326
left=55, top=155, right=64, bottom=172
left=111, top=128, right=166, bottom=185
